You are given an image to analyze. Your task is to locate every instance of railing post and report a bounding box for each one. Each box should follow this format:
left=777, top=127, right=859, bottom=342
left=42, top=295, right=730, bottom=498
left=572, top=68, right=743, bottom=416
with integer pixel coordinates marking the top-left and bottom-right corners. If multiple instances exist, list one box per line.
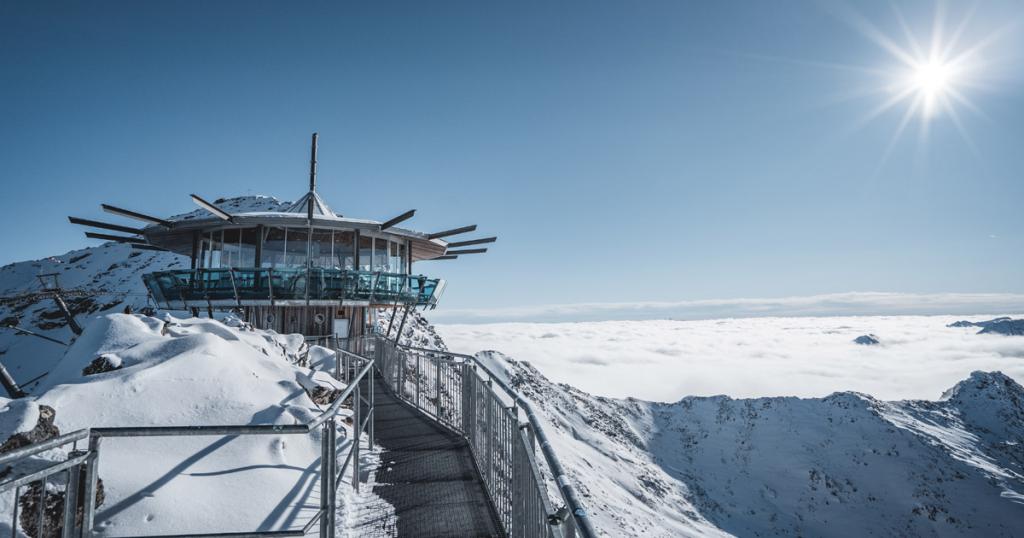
left=353, top=382, right=361, bottom=493
left=435, top=356, right=442, bottom=418
left=415, top=353, right=421, bottom=410
left=81, top=435, right=101, bottom=538
left=320, top=421, right=330, bottom=538
left=368, top=359, right=375, bottom=449
left=62, top=462, right=81, bottom=538
left=485, top=379, right=494, bottom=492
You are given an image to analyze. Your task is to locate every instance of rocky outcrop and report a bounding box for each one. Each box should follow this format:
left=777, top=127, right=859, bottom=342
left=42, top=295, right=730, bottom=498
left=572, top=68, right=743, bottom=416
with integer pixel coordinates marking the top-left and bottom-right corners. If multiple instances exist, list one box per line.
left=853, top=334, right=880, bottom=345
left=81, top=354, right=123, bottom=376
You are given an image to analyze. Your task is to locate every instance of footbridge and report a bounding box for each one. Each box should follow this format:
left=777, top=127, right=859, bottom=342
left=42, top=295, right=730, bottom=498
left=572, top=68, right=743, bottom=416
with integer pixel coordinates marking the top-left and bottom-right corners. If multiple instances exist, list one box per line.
left=0, top=336, right=595, bottom=538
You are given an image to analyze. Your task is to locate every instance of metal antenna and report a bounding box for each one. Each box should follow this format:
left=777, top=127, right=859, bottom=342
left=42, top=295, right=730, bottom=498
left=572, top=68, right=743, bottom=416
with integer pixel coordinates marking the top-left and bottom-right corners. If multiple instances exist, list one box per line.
left=308, top=132, right=318, bottom=221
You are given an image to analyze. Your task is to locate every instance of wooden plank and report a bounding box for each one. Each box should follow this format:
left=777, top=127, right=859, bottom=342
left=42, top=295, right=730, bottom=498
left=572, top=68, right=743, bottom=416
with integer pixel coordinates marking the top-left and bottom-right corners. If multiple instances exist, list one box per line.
left=446, top=236, right=496, bottom=248
left=380, top=209, right=416, bottom=230
left=427, top=224, right=477, bottom=240
left=445, top=248, right=487, bottom=255
left=101, top=204, right=172, bottom=227
left=68, top=217, right=145, bottom=235
left=84, top=231, right=146, bottom=244
left=190, top=194, right=234, bottom=222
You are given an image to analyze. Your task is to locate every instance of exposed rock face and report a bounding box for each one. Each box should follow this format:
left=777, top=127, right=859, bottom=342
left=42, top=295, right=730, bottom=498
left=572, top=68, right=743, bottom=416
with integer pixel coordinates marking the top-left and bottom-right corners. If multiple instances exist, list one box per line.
left=18, top=468, right=105, bottom=538
left=375, top=308, right=447, bottom=351
left=948, top=317, right=1011, bottom=328
left=0, top=405, right=59, bottom=455
left=81, top=354, right=122, bottom=376
left=853, top=334, right=880, bottom=345
left=978, top=319, right=1024, bottom=336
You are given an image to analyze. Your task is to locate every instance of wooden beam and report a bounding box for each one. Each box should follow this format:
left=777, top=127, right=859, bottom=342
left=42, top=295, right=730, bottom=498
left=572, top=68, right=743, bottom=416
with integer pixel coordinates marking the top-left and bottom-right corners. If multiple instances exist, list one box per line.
left=190, top=194, right=234, bottom=222
left=130, top=243, right=169, bottom=252
left=380, top=209, right=416, bottom=230
left=101, top=204, right=172, bottom=227
left=427, top=225, right=477, bottom=240
left=433, top=255, right=459, bottom=260
left=68, top=217, right=145, bottom=235
left=445, top=248, right=487, bottom=255
left=447, top=236, right=497, bottom=248
left=84, top=231, right=146, bottom=244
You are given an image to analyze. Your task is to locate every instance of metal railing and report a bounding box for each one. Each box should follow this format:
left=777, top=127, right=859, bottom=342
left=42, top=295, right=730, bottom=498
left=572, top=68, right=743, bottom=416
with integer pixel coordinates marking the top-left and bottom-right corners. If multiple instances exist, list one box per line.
left=0, top=338, right=374, bottom=538
left=369, top=337, right=596, bottom=538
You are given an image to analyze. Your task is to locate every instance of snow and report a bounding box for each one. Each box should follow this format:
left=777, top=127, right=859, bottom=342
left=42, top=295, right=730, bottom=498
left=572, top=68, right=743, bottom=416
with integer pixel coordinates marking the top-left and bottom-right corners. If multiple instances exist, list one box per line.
left=0, top=313, right=364, bottom=536
left=438, top=315, right=1024, bottom=401
left=494, top=351, right=1024, bottom=537
left=0, top=398, right=39, bottom=444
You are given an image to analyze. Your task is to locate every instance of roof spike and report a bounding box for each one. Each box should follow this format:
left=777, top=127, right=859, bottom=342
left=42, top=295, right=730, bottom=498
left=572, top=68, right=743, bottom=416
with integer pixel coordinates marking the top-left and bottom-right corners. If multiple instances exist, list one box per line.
left=309, top=132, right=318, bottom=193
left=427, top=224, right=477, bottom=240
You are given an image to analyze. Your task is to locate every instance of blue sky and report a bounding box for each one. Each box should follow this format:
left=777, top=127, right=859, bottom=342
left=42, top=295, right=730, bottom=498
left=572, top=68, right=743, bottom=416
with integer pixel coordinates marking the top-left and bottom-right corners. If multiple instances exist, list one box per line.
left=2, top=1, right=1023, bottom=317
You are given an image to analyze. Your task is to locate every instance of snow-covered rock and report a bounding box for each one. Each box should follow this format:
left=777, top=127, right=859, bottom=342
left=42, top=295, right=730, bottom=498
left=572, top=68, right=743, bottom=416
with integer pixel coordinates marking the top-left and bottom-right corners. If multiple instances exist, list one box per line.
left=948, top=317, right=1024, bottom=335
left=853, top=334, right=880, bottom=345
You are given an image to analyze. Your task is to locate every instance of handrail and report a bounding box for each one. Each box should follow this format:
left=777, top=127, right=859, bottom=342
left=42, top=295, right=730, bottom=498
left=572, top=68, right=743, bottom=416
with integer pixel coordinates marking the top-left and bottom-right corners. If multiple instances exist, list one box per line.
left=384, top=340, right=597, bottom=538
left=90, top=359, right=374, bottom=438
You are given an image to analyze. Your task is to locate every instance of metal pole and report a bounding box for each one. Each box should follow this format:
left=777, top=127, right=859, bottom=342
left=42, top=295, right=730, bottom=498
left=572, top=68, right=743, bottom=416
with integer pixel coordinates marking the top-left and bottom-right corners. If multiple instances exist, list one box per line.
left=319, top=422, right=329, bottom=538
left=327, top=418, right=337, bottom=538
left=352, top=383, right=361, bottom=493
left=486, top=379, right=494, bottom=491
left=82, top=436, right=101, bottom=538
left=435, top=357, right=441, bottom=417
left=368, top=361, right=375, bottom=449
left=62, top=463, right=80, bottom=538
left=415, top=353, right=421, bottom=410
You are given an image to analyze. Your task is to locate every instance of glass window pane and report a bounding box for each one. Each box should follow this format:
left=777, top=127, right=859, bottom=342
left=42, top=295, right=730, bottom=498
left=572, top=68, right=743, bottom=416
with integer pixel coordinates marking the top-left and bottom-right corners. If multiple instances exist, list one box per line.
left=286, top=228, right=308, bottom=268
left=372, top=237, right=388, bottom=271
left=334, top=231, right=355, bottom=270
left=222, top=229, right=240, bottom=268
left=358, top=234, right=373, bottom=271
left=239, top=228, right=258, bottom=267
left=262, top=227, right=286, bottom=268
left=309, top=229, right=334, bottom=268
left=207, top=231, right=223, bottom=268
left=397, top=242, right=407, bottom=274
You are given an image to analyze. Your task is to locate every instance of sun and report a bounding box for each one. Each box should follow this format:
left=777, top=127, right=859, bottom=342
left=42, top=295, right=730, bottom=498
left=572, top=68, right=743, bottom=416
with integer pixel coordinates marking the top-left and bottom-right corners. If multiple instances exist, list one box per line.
left=828, top=1, right=1015, bottom=161
left=908, top=58, right=956, bottom=117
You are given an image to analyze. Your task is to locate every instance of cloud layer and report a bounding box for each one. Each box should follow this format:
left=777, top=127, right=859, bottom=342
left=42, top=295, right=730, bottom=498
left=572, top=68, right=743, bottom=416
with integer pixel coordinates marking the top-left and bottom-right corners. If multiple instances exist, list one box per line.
left=436, top=314, right=1024, bottom=402
left=430, top=292, right=1024, bottom=324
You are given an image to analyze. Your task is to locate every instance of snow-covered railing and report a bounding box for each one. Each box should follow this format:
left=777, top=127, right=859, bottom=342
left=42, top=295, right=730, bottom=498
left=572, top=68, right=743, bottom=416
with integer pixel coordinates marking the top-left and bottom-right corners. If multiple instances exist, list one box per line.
left=0, top=346, right=375, bottom=538
left=0, top=429, right=92, bottom=538
left=370, top=337, right=597, bottom=538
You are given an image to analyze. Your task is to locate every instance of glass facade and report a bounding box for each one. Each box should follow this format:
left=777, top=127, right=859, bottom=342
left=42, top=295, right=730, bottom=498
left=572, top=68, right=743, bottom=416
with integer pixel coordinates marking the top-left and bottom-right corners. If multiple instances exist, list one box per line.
left=198, top=226, right=407, bottom=274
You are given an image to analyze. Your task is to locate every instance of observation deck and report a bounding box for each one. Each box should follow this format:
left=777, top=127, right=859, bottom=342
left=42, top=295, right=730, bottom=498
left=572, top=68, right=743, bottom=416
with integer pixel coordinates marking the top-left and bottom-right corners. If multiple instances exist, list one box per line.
left=143, top=267, right=446, bottom=310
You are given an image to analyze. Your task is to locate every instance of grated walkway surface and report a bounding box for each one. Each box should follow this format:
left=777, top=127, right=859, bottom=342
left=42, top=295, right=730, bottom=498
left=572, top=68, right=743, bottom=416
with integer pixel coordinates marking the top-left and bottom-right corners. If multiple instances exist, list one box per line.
left=351, top=376, right=503, bottom=538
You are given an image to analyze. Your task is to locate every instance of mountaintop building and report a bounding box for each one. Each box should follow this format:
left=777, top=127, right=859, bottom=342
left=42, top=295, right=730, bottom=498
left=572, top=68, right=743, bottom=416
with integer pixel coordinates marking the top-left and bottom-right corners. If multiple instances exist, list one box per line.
left=68, top=133, right=494, bottom=337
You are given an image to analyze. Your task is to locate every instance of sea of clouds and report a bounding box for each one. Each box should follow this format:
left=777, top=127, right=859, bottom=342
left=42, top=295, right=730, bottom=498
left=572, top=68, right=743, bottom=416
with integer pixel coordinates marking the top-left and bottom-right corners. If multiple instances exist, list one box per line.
left=436, top=314, right=1024, bottom=402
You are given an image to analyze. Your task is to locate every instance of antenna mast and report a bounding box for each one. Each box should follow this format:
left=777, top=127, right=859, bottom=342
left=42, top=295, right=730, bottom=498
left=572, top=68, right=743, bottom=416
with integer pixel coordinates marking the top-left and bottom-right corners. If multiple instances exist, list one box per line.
left=307, top=132, right=318, bottom=221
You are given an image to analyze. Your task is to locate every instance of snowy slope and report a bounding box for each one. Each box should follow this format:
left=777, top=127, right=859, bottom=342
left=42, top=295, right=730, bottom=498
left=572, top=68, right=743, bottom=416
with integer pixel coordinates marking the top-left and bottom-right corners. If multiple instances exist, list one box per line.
left=1, top=313, right=360, bottom=537
left=0, top=196, right=289, bottom=392
left=483, top=350, right=1024, bottom=537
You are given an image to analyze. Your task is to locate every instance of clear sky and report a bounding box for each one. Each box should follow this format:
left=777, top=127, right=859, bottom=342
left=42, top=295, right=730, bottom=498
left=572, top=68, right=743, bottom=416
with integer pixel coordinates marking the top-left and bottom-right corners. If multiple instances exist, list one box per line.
left=2, top=1, right=1023, bottom=317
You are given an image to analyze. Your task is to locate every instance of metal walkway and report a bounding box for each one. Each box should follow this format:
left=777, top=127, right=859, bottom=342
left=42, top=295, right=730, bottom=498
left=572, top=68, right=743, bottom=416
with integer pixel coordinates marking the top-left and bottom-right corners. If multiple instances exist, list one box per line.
left=353, top=376, right=503, bottom=537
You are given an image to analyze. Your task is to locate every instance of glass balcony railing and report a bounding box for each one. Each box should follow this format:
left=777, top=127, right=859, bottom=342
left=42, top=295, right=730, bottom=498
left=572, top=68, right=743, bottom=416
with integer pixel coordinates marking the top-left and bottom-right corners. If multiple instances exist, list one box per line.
left=142, top=268, right=446, bottom=310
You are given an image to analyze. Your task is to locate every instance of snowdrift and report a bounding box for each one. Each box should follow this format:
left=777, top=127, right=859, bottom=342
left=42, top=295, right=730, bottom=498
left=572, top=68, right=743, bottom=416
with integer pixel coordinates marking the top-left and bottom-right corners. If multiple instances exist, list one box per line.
left=1, top=313, right=351, bottom=537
